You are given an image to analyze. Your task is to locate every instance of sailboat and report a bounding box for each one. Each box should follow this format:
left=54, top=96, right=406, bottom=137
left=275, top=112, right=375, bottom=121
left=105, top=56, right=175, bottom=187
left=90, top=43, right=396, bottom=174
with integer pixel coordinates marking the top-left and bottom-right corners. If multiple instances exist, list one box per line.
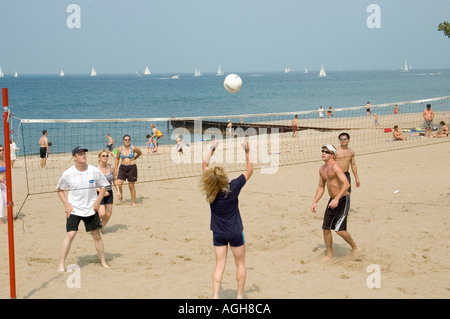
left=216, top=64, right=223, bottom=76
left=14, top=71, right=18, bottom=78
left=194, top=69, right=202, bottom=77
left=318, top=65, right=326, bottom=77
left=144, top=66, right=151, bottom=75
left=284, top=67, right=290, bottom=74
left=304, top=68, right=308, bottom=74
left=0, top=68, right=3, bottom=77
left=401, top=59, right=409, bottom=72
left=90, top=67, right=97, bottom=77
left=60, top=70, right=65, bottom=77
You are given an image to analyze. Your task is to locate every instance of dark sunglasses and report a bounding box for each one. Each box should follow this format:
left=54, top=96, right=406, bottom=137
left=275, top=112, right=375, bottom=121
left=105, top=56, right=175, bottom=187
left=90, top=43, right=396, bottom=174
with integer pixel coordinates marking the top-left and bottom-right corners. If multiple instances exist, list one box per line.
left=101, top=155, right=109, bottom=157
left=321, top=150, right=332, bottom=154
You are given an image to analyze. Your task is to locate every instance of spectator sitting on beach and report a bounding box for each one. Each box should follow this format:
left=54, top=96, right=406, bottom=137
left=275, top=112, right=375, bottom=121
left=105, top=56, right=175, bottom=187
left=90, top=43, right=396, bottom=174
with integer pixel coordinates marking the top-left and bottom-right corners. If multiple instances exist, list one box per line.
left=432, top=121, right=448, bottom=138
left=393, top=125, right=407, bottom=141
left=374, top=114, right=379, bottom=126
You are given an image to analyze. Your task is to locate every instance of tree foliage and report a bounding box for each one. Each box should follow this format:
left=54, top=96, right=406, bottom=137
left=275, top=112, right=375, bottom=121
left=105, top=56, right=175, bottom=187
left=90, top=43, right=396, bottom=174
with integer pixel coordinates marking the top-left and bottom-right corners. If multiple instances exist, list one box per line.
left=438, top=21, right=450, bottom=38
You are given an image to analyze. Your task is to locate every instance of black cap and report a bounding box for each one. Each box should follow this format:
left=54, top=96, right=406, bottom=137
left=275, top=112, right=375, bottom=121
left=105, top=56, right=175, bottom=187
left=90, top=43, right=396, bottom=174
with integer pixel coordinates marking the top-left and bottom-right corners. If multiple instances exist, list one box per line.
left=72, top=146, right=88, bottom=156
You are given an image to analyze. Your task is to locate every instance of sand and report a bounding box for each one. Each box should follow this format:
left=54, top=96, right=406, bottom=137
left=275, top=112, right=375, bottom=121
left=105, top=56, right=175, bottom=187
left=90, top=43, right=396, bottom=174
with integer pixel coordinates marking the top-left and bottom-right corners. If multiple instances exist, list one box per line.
left=1, top=139, right=449, bottom=299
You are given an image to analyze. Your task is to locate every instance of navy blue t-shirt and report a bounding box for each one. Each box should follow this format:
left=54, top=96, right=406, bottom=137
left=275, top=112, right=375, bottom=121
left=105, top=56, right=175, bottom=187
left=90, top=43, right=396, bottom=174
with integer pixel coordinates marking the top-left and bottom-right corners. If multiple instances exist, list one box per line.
left=210, top=174, right=246, bottom=235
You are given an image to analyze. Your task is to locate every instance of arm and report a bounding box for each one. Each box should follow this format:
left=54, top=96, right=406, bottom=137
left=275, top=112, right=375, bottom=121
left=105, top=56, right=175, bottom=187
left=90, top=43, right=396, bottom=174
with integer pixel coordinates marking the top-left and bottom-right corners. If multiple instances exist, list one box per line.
left=115, top=147, right=121, bottom=176
left=329, top=164, right=350, bottom=208
left=133, top=146, right=143, bottom=160
left=350, top=154, right=360, bottom=188
left=311, top=170, right=325, bottom=213
left=94, top=187, right=106, bottom=212
left=57, top=189, right=73, bottom=218
left=202, top=141, right=219, bottom=172
left=242, top=141, right=253, bottom=181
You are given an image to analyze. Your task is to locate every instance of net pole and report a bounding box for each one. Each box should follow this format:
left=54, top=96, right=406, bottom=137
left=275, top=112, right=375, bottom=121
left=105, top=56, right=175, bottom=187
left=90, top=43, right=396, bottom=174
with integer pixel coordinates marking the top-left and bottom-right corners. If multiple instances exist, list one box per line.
left=2, top=88, right=16, bottom=299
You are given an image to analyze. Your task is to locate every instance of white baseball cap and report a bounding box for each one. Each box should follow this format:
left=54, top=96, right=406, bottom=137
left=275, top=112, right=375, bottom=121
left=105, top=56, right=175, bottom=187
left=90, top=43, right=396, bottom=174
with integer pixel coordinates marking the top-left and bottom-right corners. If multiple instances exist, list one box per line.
left=322, top=144, right=337, bottom=154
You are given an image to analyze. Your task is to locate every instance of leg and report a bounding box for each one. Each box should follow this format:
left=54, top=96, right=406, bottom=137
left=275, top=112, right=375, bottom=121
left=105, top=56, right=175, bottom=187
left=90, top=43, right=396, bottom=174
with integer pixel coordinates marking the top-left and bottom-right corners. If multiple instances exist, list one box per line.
left=91, top=229, right=109, bottom=268
left=116, top=179, right=124, bottom=204
left=230, top=244, right=246, bottom=299
left=336, top=230, right=360, bottom=255
left=128, top=182, right=137, bottom=206
left=213, top=245, right=228, bottom=299
left=322, top=229, right=333, bottom=260
left=101, top=204, right=113, bottom=229
left=58, top=230, right=77, bottom=272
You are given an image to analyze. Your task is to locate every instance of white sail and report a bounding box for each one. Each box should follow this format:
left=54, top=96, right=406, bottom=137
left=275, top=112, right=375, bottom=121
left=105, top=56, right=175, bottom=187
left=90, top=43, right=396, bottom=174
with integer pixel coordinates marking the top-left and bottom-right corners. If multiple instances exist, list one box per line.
left=144, top=66, right=151, bottom=75
left=0, top=68, right=3, bottom=77
left=60, top=70, right=65, bottom=77
left=90, top=67, right=97, bottom=77
left=194, top=68, right=202, bottom=77
left=284, top=67, right=290, bottom=73
left=14, top=71, right=18, bottom=78
left=304, top=68, right=308, bottom=74
left=401, top=59, right=408, bottom=72
left=216, top=64, right=223, bottom=76
left=318, top=65, right=326, bottom=77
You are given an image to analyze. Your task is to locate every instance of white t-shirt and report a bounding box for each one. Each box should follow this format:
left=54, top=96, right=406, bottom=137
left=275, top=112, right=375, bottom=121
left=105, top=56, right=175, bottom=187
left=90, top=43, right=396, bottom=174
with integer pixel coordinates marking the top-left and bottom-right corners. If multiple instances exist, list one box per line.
left=56, top=164, right=109, bottom=217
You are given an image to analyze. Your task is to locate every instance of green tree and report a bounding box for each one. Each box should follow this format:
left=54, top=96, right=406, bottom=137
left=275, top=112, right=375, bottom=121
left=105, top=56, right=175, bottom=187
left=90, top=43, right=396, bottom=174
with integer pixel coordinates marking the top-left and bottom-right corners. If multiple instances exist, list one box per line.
left=438, top=21, right=450, bottom=38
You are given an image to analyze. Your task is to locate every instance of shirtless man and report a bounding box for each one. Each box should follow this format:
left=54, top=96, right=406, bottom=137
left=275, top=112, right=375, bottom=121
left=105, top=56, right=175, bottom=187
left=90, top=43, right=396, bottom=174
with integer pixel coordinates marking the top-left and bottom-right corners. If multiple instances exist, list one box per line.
left=423, top=104, right=434, bottom=138
left=292, top=114, right=299, bottom=138
left=39, top=130, right=49, bottom=169
left=335, top=133, right=360, bottom=194
left=311, top=144, right=359, bottom=260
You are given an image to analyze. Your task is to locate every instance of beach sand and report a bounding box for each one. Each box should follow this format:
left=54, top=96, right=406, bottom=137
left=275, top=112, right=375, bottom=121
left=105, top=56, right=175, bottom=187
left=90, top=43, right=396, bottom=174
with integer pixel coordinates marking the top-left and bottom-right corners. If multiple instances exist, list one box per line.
left=1, top=139, right=449, bottom=299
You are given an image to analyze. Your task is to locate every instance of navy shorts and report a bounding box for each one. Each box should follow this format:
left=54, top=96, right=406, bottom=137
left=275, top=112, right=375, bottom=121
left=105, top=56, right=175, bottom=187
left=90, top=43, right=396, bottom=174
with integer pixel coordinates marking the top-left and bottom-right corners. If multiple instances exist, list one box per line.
left=213, top=231, right=245, bottom=247
left=99, top=190, right=114, bottom=205
left=66, top=212, right=102, bottom=232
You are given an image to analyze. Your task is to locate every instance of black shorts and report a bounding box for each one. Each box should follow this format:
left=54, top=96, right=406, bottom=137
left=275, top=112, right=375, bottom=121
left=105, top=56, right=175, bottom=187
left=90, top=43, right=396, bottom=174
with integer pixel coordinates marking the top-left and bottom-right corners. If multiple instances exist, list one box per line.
left=213, top=231, right=245, bottom=247
left=322, top=195, right=350, bottom=231
left=66, top=212, right=102, bottom=232
left=99, top=190, right=114, bottom=205
left=117, top=164, right=138, bottom=182
left=40, top=147, right=47, bottom=158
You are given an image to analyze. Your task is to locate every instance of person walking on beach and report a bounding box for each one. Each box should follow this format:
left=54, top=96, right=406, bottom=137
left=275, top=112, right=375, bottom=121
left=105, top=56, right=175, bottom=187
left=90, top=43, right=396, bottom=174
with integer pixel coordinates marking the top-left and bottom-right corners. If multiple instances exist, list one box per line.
left=227, top=120, right=233, bottom=137
left=0, top=146, right=6, bottom=225
left=335, top=133, right=360, bottom=195
left=106, top=134, right=116, bottom=157
left=150, top=124, right=163, bottom=154
left=292, top=115, right=299, bottom=138
left=366, top=101, right=372, bottom=116
left=318, top=106, right=324, bottom=119
left=96, top=150, right=117, bottom=230
left=56, top=147, right=110, bottom=271
left=423, top=104, right=434, bottom=138
left=10, top=139, right=19, bottom=168
left=311, top=145, right=360, bottom=260
left=394, top=104, right=399, bottom=115
left=39, top=130, right=49, bottom=169
left=201, top=140, right=253, bottom=299
left=115, top=135, right=142, bottom=206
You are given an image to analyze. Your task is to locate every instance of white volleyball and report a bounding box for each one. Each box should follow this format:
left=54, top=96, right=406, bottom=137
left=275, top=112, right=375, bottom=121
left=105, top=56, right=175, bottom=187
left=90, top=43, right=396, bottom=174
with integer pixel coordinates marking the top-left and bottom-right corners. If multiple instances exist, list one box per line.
left=223, top=74, right=242, bottom=93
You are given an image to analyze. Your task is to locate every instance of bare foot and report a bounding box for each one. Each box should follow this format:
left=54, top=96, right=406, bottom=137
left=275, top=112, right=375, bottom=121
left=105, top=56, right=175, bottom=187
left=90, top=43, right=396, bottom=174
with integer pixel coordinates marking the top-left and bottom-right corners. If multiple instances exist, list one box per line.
left=57, top=264, right=65, bottom=272
left=101, top=262, right=110, bottom=269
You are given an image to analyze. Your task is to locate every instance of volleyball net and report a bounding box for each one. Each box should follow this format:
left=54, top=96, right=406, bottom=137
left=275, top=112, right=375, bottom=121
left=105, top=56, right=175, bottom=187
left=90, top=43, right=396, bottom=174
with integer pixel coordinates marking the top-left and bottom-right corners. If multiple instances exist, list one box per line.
left=9, top=95, right=450, bottom=201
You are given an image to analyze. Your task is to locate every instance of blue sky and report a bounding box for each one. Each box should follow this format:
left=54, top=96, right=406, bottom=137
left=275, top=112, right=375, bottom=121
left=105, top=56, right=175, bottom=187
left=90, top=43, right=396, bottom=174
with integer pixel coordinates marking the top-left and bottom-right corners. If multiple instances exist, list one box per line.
left=0, top=0, right=449, bottom=74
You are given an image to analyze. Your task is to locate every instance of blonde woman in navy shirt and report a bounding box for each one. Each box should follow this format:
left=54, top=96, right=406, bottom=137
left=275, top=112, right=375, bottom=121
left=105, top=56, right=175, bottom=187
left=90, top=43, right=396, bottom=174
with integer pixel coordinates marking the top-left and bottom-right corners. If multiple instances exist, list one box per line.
left=201, top=141, right=253, bottom=299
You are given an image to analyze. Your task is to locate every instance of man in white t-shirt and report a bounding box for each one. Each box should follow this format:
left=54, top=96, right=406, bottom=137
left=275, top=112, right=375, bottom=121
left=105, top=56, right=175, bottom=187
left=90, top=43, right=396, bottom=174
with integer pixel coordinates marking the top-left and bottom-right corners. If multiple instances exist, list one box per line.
left=56, top=146, right=110, bottom=272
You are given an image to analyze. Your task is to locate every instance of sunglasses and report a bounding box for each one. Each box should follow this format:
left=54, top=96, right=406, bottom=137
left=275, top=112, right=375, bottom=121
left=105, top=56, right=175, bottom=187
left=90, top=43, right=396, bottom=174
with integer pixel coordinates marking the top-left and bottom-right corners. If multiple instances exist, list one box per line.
left=101, top=155, right=109, bottom=157
left=124, top=138, right=131, bottom=141
left=339, top=138, right=348, bottom=141
left=321, top=150, right=333, bottom=154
